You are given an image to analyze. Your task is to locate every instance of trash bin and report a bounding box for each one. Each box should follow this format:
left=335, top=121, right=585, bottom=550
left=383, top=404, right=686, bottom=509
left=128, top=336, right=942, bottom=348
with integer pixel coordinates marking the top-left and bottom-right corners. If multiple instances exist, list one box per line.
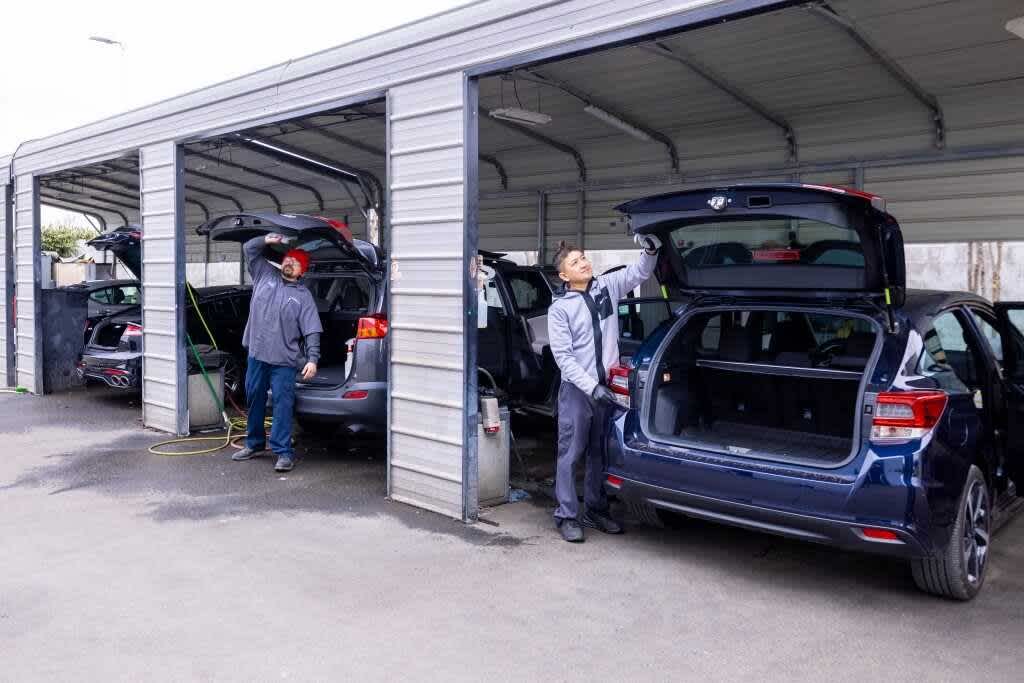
left=188, top=347, right=230, bottom=431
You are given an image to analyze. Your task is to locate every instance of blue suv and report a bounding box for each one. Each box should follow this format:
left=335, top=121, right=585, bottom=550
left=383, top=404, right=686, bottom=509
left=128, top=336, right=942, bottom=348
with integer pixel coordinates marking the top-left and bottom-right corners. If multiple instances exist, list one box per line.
left=605, top=184, right=1024, bottom=600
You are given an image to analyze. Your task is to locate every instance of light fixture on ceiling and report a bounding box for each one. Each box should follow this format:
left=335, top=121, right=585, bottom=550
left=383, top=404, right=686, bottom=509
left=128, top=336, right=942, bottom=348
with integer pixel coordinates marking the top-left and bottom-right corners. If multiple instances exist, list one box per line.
left=583, top=105, right=652, bottom=142
left=488, top=107, right=552, bottom=126
left=1007, top=17, right=1024, bottom=39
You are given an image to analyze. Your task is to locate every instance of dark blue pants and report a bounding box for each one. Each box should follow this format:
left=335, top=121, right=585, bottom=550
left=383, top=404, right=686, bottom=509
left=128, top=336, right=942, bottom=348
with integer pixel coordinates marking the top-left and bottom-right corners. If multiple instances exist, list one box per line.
left=554, top=381, right=611, bottom=521
left=245, top=357, right=297, bottom=459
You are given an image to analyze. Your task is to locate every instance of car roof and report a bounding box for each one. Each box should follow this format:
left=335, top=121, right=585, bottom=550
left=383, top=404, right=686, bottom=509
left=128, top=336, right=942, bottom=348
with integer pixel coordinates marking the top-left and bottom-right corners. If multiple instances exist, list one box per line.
left=63, top=278, right=139, bottom=291
left=902, top=289, right=992, bottom=325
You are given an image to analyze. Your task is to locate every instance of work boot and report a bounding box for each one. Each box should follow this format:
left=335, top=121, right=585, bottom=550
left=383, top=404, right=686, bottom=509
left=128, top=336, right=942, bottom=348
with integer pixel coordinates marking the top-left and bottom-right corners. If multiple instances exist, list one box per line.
left=581, top=509, right=624, bottom=535
left=232, top=446, right=266, bottom=461
left=274, top=456, right=295, bottom=472
left=557, top=518, right=584, bottom=543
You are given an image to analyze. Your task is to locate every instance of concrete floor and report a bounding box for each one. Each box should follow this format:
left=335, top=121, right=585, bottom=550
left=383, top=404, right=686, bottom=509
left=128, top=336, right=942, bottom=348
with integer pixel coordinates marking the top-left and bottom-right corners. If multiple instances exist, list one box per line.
left=2, top=388, right=1023, bottom=682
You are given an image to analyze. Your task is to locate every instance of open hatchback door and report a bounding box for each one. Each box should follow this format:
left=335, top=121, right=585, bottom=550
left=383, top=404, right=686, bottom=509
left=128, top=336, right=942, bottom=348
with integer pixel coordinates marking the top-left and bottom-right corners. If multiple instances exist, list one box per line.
left=87, top=226, right=142, bottom=280
left=198, top=212, right=382, bottom=277
left=617, top=184, right=906, bottom=309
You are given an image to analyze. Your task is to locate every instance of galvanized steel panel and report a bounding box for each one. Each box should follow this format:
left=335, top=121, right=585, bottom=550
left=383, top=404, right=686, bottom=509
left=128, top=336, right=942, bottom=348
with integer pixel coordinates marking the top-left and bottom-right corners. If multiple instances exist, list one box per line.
left=13, top=175, right=42, bottom=394
left=140, top=143, right=188, bottom=434
left=0, top=182, right=12, bottom=386
left=387, top=72, right=469, bottom=520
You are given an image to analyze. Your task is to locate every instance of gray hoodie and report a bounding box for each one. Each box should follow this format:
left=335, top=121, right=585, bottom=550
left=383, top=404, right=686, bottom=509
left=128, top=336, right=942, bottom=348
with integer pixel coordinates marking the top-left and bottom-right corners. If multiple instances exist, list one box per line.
left=241, top=236, right=323, bottom=368
left=547, top=250, right=658, bottom=396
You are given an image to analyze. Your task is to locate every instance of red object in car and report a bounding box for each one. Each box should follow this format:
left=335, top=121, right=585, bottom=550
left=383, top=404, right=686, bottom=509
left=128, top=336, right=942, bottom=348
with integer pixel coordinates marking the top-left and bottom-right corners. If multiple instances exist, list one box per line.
left=870, top=390, right=948, bottom=442
left=606, top=475, right=624, bottom=488
left=356, top=314, right=388, bottom=339
left=753, top=248, right=801, bottom=262
left=342, top=390, right=369, bottom=400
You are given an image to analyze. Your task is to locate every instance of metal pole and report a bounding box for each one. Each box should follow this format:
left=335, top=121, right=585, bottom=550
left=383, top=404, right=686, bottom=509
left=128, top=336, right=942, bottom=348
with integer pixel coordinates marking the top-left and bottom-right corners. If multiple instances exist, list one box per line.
left=576, top=190, right=585, bottom=250
left=536, top=191, right=547, bottom=264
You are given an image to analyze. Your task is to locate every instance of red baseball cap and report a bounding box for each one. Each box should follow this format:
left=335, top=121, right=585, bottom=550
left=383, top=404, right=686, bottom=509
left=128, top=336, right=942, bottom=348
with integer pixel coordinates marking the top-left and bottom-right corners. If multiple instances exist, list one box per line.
left=284, top=248, right=311, bottom=274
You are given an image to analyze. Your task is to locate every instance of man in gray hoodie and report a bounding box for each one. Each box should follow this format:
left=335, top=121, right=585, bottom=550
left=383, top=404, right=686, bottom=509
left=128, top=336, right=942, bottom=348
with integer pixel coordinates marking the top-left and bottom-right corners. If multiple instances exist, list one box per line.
left=547, top=235, right=662, bottom=542
left=232, top=233, right=322, bottom=472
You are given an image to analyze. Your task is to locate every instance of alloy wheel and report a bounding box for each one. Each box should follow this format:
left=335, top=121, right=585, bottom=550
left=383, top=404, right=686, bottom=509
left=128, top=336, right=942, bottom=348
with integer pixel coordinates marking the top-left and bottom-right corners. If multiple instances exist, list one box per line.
left=962, top=478, right=990, bottom=586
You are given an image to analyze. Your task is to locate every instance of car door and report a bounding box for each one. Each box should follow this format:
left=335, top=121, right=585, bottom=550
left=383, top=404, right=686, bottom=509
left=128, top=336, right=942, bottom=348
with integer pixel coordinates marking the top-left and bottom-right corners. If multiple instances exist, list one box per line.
left=993, top=302, right=1024, bottom=486
left=500, top=266, right=554, bottom=400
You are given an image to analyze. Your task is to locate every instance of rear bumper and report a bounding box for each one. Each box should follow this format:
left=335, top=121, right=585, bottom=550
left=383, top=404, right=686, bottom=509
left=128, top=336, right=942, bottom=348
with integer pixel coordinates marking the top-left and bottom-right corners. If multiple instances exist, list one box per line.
left=608, top=474, right=928, bottom=558
left=78, top=351, right=142, bottom=390
left=294, top=381, right=387, bottom=435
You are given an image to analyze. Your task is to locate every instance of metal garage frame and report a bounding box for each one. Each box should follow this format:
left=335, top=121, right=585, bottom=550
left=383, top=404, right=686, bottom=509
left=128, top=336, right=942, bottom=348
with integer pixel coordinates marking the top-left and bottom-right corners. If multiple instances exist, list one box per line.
left=3, top=0, right=1021, bottom=521
left=0, top=175, right=12, bottom=386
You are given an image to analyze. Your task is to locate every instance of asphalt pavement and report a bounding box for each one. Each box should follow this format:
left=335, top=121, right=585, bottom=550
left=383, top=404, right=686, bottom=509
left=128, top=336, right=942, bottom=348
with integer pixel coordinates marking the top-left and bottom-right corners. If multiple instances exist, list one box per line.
left=2, top=387, right=1022, bottom=681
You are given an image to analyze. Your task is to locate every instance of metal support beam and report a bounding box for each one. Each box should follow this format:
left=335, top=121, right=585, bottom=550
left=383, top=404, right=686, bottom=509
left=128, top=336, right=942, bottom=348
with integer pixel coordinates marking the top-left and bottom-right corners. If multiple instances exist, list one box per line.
left=478, top=155, right=508, bottom=190
left=806, top=1, right=945, bottom=149
left=187, top=169, right=282, bottom=213
left=39, top=193, right=130, bottom=225
left=184, top=184, right=244, bottom=212
left=38, top=201, right=107, bottom=231
left=516, top=70, right=679, bottom=172
left=189, top=151, right=325, bottom=212
left=576, top=190, right=585, bottom=250
left=479, top=106, right=586, bottom=182
left=536, top=191, right=547, bottom=263
left=640, top=42, right=798, bottom=162
left=292, top=121, right=387, bottom=158
left=76, top=173, right=210, bottom=222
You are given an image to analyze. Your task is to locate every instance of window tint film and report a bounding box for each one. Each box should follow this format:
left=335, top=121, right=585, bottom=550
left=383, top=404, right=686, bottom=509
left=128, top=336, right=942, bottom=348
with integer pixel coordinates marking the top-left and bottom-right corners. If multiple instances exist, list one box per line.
left=969, top=309, right=1003, bottom=362
left=921, top=312, right=976, bottom=386
left=618, top=300, right=672, bottom=341
left=672, top=217, right=864, bottom=270
left=505, top=270, right=552, bottom=316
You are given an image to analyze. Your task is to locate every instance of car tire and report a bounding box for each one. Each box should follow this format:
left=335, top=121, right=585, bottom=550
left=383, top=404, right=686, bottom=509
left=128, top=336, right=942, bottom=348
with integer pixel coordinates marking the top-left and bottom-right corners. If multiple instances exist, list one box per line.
left=911, top=465, right=991, bottom=600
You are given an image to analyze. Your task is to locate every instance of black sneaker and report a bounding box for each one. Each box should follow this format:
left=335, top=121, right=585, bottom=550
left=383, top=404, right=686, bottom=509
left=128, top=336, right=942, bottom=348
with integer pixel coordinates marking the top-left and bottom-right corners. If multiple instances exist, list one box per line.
left=581, top=509, right=624, bottom=535
left=557, top=519, right=584, bottom=543
left=232, top=446, right=266, bottom=461
left=274, top=456, right=295, bottom=472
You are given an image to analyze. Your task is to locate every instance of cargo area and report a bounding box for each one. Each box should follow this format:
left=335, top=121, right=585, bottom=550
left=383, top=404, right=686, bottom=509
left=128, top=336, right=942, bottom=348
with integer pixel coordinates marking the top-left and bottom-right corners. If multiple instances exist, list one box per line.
left=645, top=309, right=879, bottom=466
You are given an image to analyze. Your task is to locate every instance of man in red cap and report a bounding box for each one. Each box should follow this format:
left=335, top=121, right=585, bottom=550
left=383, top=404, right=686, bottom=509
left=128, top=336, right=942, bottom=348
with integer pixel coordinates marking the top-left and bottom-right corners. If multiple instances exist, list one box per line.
left=233, top=233, right=322, bottom=472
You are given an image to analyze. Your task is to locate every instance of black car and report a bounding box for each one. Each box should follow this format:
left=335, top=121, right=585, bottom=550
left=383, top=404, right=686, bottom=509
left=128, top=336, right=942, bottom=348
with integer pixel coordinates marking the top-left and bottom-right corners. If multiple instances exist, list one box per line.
left=79, top=226, right=251, bottom=393
left=60, top=278, right=141, bottom=343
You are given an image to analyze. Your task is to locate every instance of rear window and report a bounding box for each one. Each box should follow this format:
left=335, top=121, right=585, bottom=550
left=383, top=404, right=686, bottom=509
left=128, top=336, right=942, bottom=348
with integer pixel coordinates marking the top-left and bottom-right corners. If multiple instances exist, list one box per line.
left=674, top=217, right=864, bottom=270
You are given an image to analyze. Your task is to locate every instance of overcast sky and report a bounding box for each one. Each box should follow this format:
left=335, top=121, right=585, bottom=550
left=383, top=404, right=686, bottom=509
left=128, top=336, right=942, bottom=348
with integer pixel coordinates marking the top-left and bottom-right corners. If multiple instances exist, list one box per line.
left=1, top=0, right=464, bottom=226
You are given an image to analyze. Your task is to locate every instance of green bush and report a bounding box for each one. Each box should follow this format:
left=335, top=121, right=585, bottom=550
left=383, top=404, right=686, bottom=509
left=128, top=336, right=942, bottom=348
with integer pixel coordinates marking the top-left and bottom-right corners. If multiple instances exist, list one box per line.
left=41, top=224, right=98, bottom=259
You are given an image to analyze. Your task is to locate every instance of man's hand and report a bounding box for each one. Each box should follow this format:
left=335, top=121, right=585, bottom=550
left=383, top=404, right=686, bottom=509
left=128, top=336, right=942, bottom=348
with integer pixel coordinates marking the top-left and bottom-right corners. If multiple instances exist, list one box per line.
left=591, top=385, right=619, bottom=406
left=633, top=233, right=662, bottom=254
left=265, top=233, right=287, bottom=245
left=301, top=362, right=317, bottom=381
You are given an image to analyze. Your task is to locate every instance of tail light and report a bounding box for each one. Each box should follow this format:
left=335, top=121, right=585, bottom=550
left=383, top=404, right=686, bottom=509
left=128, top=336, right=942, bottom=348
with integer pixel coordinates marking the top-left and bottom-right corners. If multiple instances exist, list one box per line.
left=342, top=390, right=368, bottom=400
left=121, top=323, right=144, bottom=339
left=356, top=314, right=388, bottom=339
left=871, top=390, right=948, bottom=443
left=608, top=364, right=631, bottom=396
left=607, top=364, right=632, bottom=409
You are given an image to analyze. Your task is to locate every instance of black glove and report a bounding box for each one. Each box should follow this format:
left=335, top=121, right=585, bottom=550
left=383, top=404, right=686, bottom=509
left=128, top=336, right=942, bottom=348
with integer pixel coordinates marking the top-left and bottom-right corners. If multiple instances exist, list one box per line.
left=591, top=384, right=619, bottom=406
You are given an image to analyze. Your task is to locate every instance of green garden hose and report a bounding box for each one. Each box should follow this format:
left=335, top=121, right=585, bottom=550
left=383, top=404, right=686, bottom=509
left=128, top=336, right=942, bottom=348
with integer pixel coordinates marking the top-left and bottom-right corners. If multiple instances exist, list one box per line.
left=0, top=386, right=29, bottom=394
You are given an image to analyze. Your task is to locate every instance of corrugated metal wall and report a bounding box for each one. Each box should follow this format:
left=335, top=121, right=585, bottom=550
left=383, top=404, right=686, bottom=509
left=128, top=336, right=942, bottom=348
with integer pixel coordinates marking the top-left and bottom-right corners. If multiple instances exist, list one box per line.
left=0, top=181, right=12, bottom=386
left=386, top=73, right=471, bottom=520
left=139, top=143, right=187, bottom=435
left=13, top=175, right=41, bottom=394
